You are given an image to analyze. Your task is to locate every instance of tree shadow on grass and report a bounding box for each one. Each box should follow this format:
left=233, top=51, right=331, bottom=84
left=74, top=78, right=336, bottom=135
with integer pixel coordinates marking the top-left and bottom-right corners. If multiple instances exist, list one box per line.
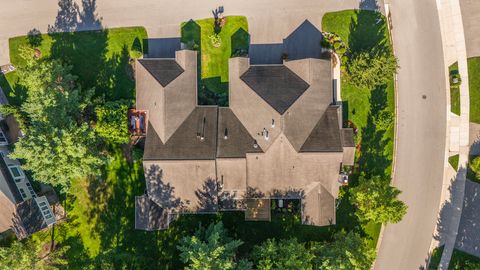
left=348, top=10, right=389, bottom=55
left=86, top=151, right=163, bottom=269
left=231, top=28, right=249, bottom=57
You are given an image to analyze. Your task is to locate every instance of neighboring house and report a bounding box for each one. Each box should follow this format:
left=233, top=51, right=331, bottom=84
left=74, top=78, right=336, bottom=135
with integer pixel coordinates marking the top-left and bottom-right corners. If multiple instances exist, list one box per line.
left=0, top=120, right=56, bottom=240
left=134, top=36, right=354, bottom=231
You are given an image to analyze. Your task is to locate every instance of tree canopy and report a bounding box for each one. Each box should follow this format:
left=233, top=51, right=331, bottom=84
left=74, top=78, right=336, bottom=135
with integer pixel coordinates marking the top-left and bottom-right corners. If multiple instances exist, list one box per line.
left=5, top=47, right=103, bottom=191
left=314, top=231, right=376, bottom=270
left=345, top=49, right=398, bottom=89
left=350, top=175, right=407, bottom=224
left=177, top=222, right=246, bottom=270
left=251, top=238, right=314, bottom=270
left=95, top=100, right=130, bottom=145
left=0, top=241, right=41, bottom=270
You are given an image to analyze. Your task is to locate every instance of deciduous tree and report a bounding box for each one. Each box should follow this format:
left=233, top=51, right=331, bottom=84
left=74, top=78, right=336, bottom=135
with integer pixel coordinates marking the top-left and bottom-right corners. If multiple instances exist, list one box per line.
left=346, top=50, right=398, bottom=89
left=314, top=231, right=375, bottom=270
left=177, top=222, right=244, bottom=270
left=350, top=175, right=407, bottom=224
left=5, top=47, right=103, bottom=191
left=251, top=238, right=314, bottom=270
left=0, top=241, right=41, bottom=270
left=95, top=100, right=130, bottom=145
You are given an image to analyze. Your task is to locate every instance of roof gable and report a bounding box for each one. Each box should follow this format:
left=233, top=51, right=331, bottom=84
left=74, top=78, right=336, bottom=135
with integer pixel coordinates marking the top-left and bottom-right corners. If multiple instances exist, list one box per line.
left=240, top=66, right=310, bottom=114
left=300, top=106, right=343, bottom=152
left=138, top=59, right=184, bottom=87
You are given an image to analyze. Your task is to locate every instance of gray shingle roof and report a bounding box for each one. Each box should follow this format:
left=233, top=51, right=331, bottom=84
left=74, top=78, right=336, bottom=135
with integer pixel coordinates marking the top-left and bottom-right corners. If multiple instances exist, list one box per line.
left=138, top=59, right=184, bottom=87
left=240, top=66, right=310, bottom=114
left=135, top=195, right=169, bottom=230
left=14, top=199, right=47, bottom=238
left=341, top=128, right=355, bottom=147
left=300, top=106, right=343, bottom=152
left=0, top=155, right=22, bottom=203
left=217, top=108, right=263, bottom=158
left=143, top=107, right=218, bottom=160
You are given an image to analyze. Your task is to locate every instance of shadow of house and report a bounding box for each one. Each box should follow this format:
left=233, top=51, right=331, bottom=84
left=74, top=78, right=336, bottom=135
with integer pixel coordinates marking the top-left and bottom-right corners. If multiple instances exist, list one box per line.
left=145, top=38, right=181, bottom=58
left=231, top=28, right=250, bottom=57
left=249, top=20, right=324, bottom=65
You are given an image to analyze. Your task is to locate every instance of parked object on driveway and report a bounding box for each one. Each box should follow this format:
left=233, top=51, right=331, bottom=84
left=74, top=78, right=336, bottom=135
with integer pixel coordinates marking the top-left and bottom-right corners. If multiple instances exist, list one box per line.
left=0, top=64, right=15, bottom=74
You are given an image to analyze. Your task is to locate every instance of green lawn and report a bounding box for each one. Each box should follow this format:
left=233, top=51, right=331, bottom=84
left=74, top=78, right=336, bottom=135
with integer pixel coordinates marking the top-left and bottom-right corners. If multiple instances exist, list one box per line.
left=468, top=57, right=480, bottom=123
left=449, top=62, right=461, bottom=115
left=323, top=10, right=395, bottom=247
left=181, top=16, right=249, bottom=105
left=449, top=154, right=459, bottom=171
left=449, top=249, right=480, bottom=269
left=467, top=155, right=480, bottom=184
left=4, top=27, right=147, bottom=106
left=428, top=245, right=444, bottom=269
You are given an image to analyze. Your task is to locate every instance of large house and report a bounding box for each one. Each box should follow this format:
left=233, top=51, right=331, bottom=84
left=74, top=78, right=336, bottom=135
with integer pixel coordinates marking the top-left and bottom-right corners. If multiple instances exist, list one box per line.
left=134, top=41, right=354, bottom=230
left=0, top=117, right=56, bottom=240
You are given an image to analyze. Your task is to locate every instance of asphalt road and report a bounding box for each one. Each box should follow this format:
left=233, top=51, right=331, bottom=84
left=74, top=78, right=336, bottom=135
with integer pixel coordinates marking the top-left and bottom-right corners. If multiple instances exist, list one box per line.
left=374, top=0, right=447, bottom=269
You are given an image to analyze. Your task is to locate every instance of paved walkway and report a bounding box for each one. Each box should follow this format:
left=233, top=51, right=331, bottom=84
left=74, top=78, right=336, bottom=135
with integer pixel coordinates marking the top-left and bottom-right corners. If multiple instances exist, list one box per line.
left=459, top=0, right=480, bottom=58
left=0, top=0, right=381, bottom=64
left=455, top=179, right=480, bottom=257
left=434, top=0, right=471, bottom=268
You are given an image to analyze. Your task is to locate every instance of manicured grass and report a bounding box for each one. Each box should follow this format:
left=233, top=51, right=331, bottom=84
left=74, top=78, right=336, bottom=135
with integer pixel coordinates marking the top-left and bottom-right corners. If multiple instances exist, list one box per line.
left=449, top=62, right=461, bottom=115
left=428, top=245, right=444, bottom=270
left=467, top=155, right=480, bottom=184
left=4, top=27, right=147, bottom=106
left=195, top=16, right=248, bottom=82
left=468, top=57, right=480, bottom=124
left=449, top=249, right=480, bottom=269
left=181, top=16, right=249, bottom=105
left=323, top=10, right=395, bottom=249
left=449, top=154, right=459, bottom=171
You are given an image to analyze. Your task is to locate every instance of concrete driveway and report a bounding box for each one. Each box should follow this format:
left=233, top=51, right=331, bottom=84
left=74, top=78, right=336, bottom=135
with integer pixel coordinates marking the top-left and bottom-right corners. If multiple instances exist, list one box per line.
left=0, top=0, right=380, bottom=64
left=455, top=179, right=480, bottom=257
left=374, top=0, right=447, bottom=269
left=460, top=0, right=480, bottom=58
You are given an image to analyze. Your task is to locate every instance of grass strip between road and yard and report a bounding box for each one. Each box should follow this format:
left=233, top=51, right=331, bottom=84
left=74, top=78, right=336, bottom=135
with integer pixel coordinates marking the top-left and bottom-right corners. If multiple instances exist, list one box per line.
left=323, top=10, right=395, bottom=248
left=449, top=154, right=459, bottom=171
left=449, top=62, right=461, bottom=115
left=468, top=57, right=480, bottom=124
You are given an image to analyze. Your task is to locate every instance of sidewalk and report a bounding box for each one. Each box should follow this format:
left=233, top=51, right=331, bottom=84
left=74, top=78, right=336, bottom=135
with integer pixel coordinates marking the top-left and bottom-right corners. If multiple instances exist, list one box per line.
left=433, top=0, right=470, bottom=268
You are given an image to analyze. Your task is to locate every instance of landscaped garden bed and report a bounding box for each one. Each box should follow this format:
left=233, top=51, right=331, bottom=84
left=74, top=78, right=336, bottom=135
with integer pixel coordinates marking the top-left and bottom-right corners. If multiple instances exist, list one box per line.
left=449, top=62, right=461, bottom=115
left=181, top=16, right=249, bottom=105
